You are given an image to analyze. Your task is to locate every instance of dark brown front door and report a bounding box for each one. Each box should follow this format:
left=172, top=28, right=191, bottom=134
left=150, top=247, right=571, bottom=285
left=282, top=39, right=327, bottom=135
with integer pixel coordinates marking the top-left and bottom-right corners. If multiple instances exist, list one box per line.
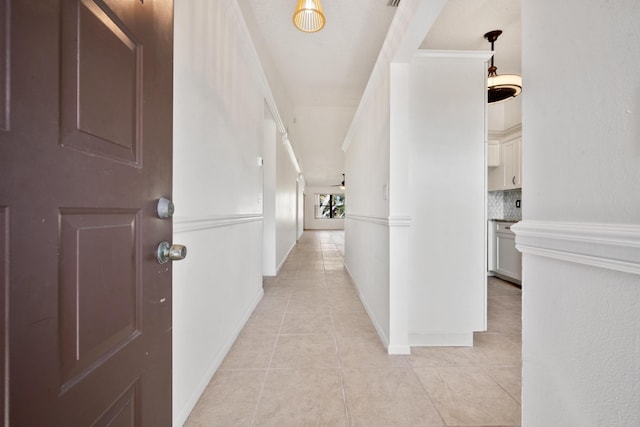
left=0, top=0, right=174, bottom=425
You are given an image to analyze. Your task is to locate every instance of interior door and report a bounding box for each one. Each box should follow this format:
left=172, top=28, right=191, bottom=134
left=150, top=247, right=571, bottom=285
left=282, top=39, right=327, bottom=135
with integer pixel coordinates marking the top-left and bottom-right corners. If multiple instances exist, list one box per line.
left=0, top=0, right=174, bottom=425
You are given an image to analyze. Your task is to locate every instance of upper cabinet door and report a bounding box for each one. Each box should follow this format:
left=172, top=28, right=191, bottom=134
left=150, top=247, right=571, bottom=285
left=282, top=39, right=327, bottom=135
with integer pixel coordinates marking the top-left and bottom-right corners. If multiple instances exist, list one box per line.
left=488, top=137, right=521, bottom=191
left=502, top=138, right=522, bottom=190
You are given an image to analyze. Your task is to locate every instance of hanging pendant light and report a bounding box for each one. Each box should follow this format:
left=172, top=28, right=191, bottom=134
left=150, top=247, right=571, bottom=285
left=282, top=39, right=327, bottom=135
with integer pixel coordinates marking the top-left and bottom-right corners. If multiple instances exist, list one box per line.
left=293, top=0, right=326, bottom=33
left=484, top=30, right=522, bottom=104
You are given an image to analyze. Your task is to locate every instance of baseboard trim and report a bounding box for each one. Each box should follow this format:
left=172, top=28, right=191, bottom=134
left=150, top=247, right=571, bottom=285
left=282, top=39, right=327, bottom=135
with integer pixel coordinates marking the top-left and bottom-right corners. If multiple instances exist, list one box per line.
left=343, top=263, right=392, bottom=351
left=409, top=332, right=473, bottom=347
left=491, top=271, right=521, bottom=286
left=388, top=345, right=411, bottom=355
left=512, top=220, right=640, bottom=276
left=275, top=239, right=297, bottom=275
left=174, top=287, right=264, bottom=427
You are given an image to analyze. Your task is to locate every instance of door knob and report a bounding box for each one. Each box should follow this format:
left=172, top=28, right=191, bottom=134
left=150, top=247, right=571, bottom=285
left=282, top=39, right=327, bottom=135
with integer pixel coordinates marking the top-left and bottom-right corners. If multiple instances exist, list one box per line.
left=156, top=241, right=187, bottom=264
left=157, top=197, right=175, bottom=219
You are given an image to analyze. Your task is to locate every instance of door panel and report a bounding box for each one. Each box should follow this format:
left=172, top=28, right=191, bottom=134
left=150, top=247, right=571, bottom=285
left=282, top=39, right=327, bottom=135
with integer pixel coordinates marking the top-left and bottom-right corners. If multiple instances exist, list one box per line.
left=0, top=207, right=7, bottom=424
left=92, top=381, right=139, bottom=427
left=0, top=0, right=173, bottom=425
left=0, top=0, right=7, bottom=131
left=58, top=209, right=142, bottom=389
left=61, top=0, right=142, bottom=163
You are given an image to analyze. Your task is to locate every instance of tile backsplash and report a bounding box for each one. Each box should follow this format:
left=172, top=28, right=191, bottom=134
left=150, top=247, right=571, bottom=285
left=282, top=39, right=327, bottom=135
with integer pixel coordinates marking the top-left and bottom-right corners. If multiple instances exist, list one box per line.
left=488, top=189, right=522, bottom=221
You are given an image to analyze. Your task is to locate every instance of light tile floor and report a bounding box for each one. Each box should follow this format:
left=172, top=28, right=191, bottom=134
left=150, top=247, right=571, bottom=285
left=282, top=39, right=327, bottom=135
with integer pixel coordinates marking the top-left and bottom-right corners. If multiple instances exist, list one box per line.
left=185, top=230, right=522, bottom=427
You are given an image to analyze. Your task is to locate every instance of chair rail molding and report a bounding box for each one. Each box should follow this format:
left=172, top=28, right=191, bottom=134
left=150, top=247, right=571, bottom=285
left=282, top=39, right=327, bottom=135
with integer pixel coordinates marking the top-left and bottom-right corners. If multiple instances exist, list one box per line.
left=512, top=220, right=640, bottom=276
left=346, top=213, right=411, bottom=227
left=174, top=214, right=263, bottom=233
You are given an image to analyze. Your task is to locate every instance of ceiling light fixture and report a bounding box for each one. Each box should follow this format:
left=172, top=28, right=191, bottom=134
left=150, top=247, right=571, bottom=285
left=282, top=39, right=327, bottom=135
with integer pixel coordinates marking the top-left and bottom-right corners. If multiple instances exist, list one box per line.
left=331, top=174, right=346, bottom=190
left=484, top=30, right=522, bottom=104
left=293, top=0, right=326, bottom=33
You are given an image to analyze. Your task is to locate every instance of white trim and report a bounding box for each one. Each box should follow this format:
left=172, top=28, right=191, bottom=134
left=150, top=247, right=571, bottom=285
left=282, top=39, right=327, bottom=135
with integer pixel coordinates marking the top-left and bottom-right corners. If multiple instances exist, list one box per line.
left=232, top=0, right=302, bottom=176
left=388, top=216, right=411, bottom=227
left=341, top=0, right=448, bottom=153
left=282, top=137, right=301, bottom=174
left=512, top=221, right=640, bottom=275
left=174, top=287, right=264, bottom=427
left=173, top=214, right=263, bottom=233
left=345, top=263, right=410, bottom=356
left=413, top=49, right=493, bottom=61
left=232, top=0, right=283, bottom=134
left=409, top=332, right=474, bottom=347
left=388, top=345, right=411, bottom=355
left=344, top=264, right=392, bottom=351
left=346, top=214, right=388, bottom=226
left=346, top=214, right=411, bottom=227
left=488, top=123, right=522, bottom=141
left=275, top=240, right=297, bottom=275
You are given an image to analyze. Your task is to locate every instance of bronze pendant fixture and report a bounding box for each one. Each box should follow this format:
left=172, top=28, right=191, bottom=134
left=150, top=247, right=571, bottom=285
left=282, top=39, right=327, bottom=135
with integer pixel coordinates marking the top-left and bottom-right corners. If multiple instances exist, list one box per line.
left=484, top=30, right=522, bottom=103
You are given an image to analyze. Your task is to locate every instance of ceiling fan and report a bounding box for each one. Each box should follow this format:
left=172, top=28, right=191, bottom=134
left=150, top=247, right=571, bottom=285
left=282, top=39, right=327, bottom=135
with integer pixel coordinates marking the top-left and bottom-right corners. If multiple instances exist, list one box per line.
left=331, top=174, right=346, bottom=190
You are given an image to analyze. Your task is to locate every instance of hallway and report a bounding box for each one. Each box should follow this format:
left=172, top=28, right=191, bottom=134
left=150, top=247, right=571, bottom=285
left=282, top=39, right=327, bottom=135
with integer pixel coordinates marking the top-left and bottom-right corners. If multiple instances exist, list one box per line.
left=184, top=231, right=521, bottom=426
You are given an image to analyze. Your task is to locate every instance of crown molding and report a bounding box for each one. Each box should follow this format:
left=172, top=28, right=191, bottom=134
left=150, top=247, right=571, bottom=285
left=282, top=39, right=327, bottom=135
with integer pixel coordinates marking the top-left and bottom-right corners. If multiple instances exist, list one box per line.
left=488, top=123, right=522, bottom=140
left=232, top=0, right=302, bottom=175
left=413, top=50, right=493, bottom=61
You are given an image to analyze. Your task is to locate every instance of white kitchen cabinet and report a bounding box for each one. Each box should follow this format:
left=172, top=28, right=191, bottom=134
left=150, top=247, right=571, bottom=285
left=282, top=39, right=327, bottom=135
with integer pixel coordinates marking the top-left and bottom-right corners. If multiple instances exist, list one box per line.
left=488, top=163, right=503, bottom=191
left=487, top=140, right=500, bottom=167
left=492, top=221, right=522, bottom=284
left=502, top=138, right=522, bottom=189
left=487, top=220, right=497, bottom=272
left=487, top=137, right=521, bottom=191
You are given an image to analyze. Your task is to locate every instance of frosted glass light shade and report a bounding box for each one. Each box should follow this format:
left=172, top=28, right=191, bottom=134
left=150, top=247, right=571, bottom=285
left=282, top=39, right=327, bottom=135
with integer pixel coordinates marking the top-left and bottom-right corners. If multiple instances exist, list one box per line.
left=293, top=0, right=325, bottom=33
left=487, top=74, right=522, bottom=103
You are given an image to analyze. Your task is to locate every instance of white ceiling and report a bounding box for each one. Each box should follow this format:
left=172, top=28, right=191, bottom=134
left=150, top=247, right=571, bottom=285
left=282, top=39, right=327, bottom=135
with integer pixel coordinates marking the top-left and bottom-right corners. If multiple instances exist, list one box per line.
left=238, top=0, right=521, bottom=187
left=421, top=0, right=521, bottom=74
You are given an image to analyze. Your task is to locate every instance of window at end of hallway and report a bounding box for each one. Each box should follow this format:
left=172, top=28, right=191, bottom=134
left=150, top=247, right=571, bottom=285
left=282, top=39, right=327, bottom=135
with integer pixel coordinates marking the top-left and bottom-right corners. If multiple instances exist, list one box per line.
left=315, top=194, right=345, bottom=219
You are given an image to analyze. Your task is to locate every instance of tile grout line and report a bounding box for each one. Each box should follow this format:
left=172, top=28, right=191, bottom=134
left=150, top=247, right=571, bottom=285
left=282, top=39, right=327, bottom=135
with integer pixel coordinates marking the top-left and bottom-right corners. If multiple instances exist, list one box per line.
left=186, top=233, right=522, bottom=426
left=248, top=289, right=292, bottom=427
left=481, top=366, right=522, bottom=406
left=408, top=363, right=448, bottom=426
left=321, top=242, right=352, bottom=425
left=326, top=259, right=353, bottom=427
left=321, top=242, right=354, bottom=425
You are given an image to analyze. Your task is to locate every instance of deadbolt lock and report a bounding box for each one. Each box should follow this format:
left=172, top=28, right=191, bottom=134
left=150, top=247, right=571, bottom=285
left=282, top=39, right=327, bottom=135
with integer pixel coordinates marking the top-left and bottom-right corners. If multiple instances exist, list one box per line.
left=156, top=197, right=175, bottom=219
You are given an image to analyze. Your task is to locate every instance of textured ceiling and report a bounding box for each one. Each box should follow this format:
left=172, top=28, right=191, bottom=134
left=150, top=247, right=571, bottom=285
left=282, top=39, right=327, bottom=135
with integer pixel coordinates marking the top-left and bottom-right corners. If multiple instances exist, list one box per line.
left=238, top=0, right=521, bottom=186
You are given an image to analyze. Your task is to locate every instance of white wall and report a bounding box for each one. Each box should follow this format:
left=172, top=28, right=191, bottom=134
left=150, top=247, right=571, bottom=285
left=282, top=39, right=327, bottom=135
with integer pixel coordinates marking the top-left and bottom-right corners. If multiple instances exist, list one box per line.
left=262, top=118, right=299, bottom=275
left=236, top=0, right=294, bottom=133
left=488, top=95, right=522, bottom=132
left=406, top=52, right=488, bottom=346
left=172, top=1, right=297, bottom=425
left=287, top=106, right=353, bottom=186
left=275, top=135, right=299, bottom=269
left=517, top=0, right=640, bottom=425
left=262, top=119, right=277, bottom=276
left=343, top=0, right=448, bottom=354
left=304, top=186, right=345, bottom=230
left=343, top=68, right=392, bottom=345
left=296, top=176, right=305, bottom=239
